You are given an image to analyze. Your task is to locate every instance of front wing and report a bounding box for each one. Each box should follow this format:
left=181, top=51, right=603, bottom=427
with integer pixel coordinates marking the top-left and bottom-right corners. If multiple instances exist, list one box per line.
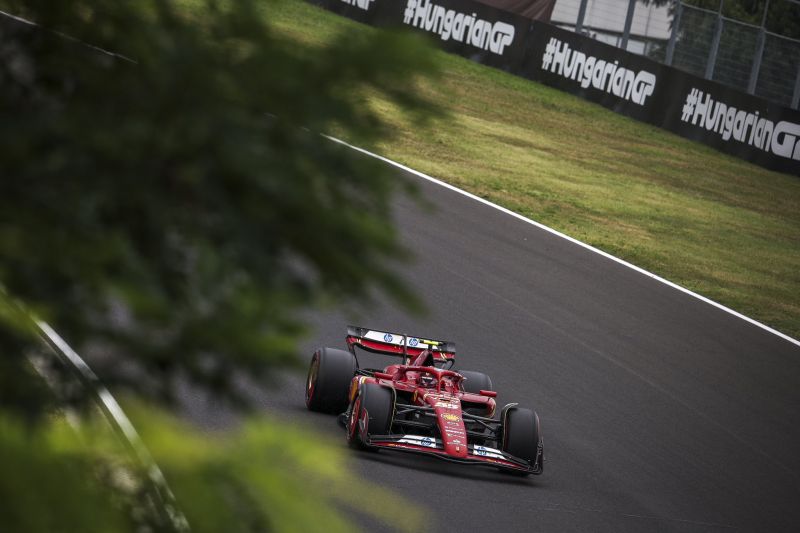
left=363, top=433, right=543, bottom=475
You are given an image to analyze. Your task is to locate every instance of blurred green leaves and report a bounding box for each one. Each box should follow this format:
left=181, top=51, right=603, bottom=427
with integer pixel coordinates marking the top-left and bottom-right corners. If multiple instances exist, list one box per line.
left=137, top=407, right=424, bottom=533
left=0, top=0, right=440, bottom=530
left=0, top=405, right=424, bottom=533
left=0, top=414, right=132, bottom=533
left=0, top=0, right=440, bottom=412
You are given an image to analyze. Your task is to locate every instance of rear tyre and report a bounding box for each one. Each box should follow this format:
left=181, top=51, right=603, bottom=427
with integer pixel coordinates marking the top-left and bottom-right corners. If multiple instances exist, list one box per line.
left=460, top=370, right=494, bottom=417
left=501, top=406, right=542, bottom=476
left=305, top=347, right=356, bottom=414
left=347, top=383, right=394, bottom=449
left=459, top=370, right=493, bottom=394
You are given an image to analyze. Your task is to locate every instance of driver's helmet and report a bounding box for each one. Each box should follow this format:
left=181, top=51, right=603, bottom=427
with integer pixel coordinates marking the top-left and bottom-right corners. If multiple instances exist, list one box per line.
left=419, top=374, right=437, bottom=388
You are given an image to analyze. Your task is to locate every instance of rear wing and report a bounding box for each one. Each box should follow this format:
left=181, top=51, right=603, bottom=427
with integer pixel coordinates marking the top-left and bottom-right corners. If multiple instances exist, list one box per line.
left=346, top=326, right=456, bottom=363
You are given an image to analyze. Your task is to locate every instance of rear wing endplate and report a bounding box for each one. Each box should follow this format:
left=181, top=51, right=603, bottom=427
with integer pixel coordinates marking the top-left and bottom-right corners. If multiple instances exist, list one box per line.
left=346, top=325, right=456, bottom=362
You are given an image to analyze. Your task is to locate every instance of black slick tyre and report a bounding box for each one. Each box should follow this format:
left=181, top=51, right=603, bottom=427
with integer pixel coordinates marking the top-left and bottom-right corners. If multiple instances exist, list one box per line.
left=459, top=370, right=493, bottom=394
left=501, top=406, right=542, bottom=476
left=305, top=347, right=356, bottom=414
left=460, top=370, right=494, bottom=418
left=347, top=383, right=394, bottom=449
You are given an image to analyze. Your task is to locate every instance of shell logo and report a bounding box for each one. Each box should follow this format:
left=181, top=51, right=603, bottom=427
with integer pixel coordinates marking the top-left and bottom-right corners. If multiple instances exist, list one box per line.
left=441, top=413, right=460, bottom=422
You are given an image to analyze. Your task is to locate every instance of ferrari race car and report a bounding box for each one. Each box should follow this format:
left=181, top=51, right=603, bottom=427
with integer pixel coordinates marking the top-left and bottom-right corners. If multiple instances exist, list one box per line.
left=305, top=326, right=543, bottom=475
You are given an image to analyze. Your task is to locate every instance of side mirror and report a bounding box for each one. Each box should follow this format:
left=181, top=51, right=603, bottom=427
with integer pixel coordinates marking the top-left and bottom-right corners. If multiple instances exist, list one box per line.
left=479, top=389, right=497, bottom=398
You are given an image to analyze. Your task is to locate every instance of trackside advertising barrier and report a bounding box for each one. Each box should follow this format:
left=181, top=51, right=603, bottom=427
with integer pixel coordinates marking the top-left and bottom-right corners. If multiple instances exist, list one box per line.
left=310, top=0, right=800, bottom=175
left=324, top=0, right=533, bottom=71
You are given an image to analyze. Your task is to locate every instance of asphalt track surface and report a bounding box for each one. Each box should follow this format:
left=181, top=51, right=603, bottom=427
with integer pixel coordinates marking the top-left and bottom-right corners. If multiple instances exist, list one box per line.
left=186, top=164, right=800, bottom=532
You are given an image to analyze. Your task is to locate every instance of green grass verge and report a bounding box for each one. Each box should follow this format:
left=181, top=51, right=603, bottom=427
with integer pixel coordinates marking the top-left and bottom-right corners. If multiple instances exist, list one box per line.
left=268, top=1, right=800, bottom=340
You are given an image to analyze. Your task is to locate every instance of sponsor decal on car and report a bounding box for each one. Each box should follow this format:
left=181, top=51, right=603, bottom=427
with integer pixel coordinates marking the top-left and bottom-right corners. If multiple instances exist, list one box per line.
left=360, top=329, right=452, bottom=352
left=397, top=435, right=438, bottom=448
left=441, top=412, right=461, bottom=422
left=470, top=445, right=505, bottom=460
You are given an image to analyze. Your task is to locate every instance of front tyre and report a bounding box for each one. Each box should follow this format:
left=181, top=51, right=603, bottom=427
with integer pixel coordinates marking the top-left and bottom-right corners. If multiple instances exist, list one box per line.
left=501, top=406, right=543, bottom=475
left=305, top=347, right=356, bottom=414
left=347, top=383, right=394, bottom=449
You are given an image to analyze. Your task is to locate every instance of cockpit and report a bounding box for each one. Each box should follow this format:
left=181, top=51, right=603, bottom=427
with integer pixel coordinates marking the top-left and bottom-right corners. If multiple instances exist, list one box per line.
left=418, top=373, right=438, bottom=388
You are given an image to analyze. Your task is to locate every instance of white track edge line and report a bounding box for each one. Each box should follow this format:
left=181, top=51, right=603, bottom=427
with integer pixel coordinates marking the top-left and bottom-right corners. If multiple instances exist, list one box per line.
left=35, top=321, right=189, bottom=530
left=325, top=134, right=800, bottom=349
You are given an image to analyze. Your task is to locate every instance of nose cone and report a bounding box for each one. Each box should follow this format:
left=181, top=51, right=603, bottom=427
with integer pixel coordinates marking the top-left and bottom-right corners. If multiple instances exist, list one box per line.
left=435, top=407, right=468, bottom=458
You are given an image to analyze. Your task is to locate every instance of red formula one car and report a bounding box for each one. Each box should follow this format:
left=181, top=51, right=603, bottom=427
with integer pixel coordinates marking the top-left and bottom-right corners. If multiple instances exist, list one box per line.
left=305, top=326, right=543, bottom=475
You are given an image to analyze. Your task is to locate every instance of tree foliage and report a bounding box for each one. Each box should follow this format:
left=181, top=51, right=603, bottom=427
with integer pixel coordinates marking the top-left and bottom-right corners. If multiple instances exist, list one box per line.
left=0, top=404, right=424, bottom=533
left=0, top=0, right=439, bottom=413
left=0, top=0, right=440, bottom=530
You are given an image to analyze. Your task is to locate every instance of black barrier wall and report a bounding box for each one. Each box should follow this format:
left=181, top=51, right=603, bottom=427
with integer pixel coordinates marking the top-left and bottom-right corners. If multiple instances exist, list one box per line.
left=523, top=24, right=800, bottom=175
left=317, top=0, right=533, bottom=72
left=311, top=0, right=800, bottom=175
